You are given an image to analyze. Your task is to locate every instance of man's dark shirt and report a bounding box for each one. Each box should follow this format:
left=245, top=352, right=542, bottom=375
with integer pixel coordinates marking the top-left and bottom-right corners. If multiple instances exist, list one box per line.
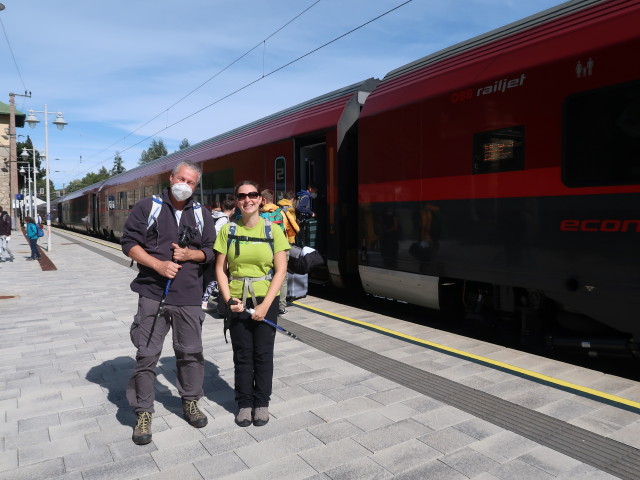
left=121, top=188, right=215, bottom=305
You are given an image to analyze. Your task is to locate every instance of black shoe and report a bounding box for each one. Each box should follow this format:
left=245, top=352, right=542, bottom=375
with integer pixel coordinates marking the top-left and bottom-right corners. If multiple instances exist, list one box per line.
left=183, top=399, right=208, bottom=428
left=278, top=308, right=287, bottom=315
left=132, top=412, right=152, bottom=445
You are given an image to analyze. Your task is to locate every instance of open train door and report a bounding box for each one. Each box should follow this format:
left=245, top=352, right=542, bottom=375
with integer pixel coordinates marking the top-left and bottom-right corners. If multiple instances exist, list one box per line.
left=296, top=138, right=327, bottom=253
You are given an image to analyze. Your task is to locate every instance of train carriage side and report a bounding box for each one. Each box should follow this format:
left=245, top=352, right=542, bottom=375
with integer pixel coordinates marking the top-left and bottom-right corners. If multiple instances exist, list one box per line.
left=357, top=0, right=640, bottom=346
left=186, top=78, right=379, bottom=287
left=91, top=80, right=379, bottom=288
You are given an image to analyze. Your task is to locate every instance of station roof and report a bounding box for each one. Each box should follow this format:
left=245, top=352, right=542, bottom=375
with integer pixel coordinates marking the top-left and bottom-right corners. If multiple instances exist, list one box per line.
left=0, top=101, right=26, bottom=127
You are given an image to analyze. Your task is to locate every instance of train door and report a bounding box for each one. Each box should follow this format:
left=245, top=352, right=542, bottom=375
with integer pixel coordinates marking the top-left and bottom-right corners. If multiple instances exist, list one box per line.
left=296, top=138, right=327, bottom=253
left=92, top=194, right=100, bottom=234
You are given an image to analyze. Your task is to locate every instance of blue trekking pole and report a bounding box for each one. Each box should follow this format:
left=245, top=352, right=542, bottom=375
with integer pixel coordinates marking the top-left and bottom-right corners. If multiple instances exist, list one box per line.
left=245, top=307, right=301, bottom=341
left=147, top=226, right=195, bottom=347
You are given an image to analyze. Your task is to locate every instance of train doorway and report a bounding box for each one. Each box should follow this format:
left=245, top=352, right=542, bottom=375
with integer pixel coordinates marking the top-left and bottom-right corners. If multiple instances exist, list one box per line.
left=297, top=139, right=327, bottom=253
left=91, top=194, right=100, bottom=234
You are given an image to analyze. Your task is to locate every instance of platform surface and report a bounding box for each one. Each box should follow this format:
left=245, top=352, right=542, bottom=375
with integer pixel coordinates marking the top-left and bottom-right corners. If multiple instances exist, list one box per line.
left=1, top=228, right=638, bottom=479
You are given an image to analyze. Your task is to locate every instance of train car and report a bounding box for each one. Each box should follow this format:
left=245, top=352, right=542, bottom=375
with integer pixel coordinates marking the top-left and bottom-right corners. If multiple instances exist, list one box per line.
left=357, top=0, right=640, bottom=350
left=59, top=79, right=380, bottom=286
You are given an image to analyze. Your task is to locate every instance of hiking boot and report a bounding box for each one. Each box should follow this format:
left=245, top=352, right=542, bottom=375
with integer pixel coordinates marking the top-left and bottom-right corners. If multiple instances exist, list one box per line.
left=253, top=406, right=269, bottom=427
left=182, top=399, right=208, bottom=428
left=235, top=407, right=252, bottom=427
left=132, top=411, right=152, bottom=445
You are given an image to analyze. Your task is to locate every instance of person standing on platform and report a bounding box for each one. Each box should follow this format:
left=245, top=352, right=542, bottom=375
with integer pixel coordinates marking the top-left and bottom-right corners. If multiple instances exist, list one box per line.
left=0, top=206, right=14, bottom=262
left=260, top=189, right=289, bottom=314
left=24, top=216, right=41, bottom=261
left=215, top=181, right=289, bottom=427
left=295, top=183, right=319, bottom=247
left=201, top=194, right=236, bottom=312
left=121, top=161, right=216, bottom=445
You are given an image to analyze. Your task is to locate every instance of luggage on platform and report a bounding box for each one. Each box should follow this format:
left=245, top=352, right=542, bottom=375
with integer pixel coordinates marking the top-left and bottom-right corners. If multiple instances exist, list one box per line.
left=287, top=272, right=308, bottom=301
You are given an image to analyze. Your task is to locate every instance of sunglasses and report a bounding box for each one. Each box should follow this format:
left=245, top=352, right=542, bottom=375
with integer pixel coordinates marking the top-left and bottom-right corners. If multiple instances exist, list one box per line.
left=236, top=191, right=261, bottom=201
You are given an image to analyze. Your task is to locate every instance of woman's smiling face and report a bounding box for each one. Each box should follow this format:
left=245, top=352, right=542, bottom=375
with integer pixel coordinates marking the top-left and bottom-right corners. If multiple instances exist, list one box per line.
left=236, top=184, right=262, bottom=215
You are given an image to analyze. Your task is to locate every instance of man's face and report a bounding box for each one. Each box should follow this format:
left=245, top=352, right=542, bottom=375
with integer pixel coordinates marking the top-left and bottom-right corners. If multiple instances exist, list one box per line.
left=170, top=166, right=199, bottom=193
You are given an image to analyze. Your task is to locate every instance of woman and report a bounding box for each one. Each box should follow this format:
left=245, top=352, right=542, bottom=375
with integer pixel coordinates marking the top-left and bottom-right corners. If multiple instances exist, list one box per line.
left=214, top=181, right=289, bottom=427
left=24, top=216, right=42, bottom=261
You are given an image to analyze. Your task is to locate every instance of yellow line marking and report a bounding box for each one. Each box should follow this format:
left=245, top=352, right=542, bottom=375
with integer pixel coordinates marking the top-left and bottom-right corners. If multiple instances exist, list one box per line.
left=293, top=300, right=640, bottom=411
left=53, top=228, right=122, bottom=251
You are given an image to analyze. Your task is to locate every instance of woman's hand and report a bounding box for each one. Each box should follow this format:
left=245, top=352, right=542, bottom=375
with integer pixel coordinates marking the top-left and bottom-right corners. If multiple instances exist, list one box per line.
left=251, top=303, right=269, bottom=321
left=227, top=298, right=245, bottom=313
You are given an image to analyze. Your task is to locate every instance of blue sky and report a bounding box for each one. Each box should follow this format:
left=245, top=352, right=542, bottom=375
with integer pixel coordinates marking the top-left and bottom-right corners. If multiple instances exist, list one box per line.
left=0, top=0, right=565, bottom=189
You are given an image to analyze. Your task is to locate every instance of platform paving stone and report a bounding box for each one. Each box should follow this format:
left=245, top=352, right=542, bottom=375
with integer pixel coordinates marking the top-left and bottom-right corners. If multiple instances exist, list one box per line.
left=393, top=458, right=468, bottom=480
left=1, top=228, right=638, bottom=479
left=298, top=436, right=372, bottom=472
left=369, top=438, right=442, bottom=475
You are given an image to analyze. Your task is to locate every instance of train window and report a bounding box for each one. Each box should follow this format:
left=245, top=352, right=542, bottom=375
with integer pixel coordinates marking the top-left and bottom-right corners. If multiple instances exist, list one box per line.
left=564, top=80, right=640, bottom=187
left=118, top=191, right=126, bottom=209
left=472, top=126, right=524, bottom=174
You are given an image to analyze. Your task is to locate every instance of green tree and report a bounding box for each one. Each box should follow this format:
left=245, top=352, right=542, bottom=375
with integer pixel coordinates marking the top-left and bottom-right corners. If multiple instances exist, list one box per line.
left=112, top=152, right=126, bottom=175
left=179, top=138, right=190, bottom=150
left=138, top=138, right=168, bottom=165
left=65, top=167, right=112, bottom=193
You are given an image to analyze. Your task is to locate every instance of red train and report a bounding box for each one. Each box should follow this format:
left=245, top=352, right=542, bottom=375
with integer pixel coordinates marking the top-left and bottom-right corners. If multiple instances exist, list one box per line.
left=59, top=0, right=640, bottom=353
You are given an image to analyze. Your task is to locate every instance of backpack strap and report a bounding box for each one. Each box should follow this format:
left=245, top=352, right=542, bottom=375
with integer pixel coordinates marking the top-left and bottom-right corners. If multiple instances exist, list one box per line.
left=147, top=195, right=164, bottom=230
left=192, top=201, right=204, bottom=234
left=226, top=219, right=274, bottom=257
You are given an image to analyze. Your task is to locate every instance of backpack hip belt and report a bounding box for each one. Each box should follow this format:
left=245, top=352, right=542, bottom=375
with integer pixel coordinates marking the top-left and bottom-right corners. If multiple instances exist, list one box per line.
left=229, top=273, right=273, bottom=307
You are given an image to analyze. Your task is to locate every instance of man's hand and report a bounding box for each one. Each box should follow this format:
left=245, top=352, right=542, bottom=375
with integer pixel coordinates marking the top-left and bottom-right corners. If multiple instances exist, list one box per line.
left=171, top=243, right=191, bottom=262
left=156, top=260, right=182, bottom=279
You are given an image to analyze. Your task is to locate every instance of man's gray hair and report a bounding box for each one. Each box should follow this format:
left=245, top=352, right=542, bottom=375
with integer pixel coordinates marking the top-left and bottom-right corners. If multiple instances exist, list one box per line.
left=172, top=161, right=202, bottom=183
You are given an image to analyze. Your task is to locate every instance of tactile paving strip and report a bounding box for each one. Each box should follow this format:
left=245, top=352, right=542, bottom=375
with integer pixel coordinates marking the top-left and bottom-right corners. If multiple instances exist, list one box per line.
left=280, top=318, right=640, bottom=480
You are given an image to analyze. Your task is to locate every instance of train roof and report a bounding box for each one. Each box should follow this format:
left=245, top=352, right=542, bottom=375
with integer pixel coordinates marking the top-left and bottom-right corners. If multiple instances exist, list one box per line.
left=58, top=78, right=378, bottom=203
left=363, top=0, right=620, bottom=115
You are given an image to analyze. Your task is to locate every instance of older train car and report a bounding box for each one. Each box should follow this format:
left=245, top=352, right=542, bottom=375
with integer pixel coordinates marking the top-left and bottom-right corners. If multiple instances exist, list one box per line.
left=60, top=79, right=379, bottom=287
left=357, top=0, right=640, bottom=347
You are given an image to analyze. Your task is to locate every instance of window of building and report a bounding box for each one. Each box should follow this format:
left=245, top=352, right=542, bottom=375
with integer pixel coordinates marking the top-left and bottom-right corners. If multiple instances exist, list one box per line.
left=564, top=80, right=640, bottom=187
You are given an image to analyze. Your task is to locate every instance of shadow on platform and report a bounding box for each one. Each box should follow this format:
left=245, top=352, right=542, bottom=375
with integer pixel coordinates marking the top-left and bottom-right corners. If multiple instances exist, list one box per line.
left=86, top=355, right=235, bottom=427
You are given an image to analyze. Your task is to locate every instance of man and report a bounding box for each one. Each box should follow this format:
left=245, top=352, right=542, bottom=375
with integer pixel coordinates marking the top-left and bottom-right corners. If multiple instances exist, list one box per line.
left=121, top=161, right=216, bottom=445
left=295, top=183, right=318, bottom=222
left=260, top=189, right=288, bottom=314
left=295, top=183, right=319, bottom=248
left=0, top=205, right=14, bottom=262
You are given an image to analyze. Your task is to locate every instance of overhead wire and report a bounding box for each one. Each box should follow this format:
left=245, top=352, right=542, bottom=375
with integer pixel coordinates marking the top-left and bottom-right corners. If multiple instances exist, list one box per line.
left=0, top=14, right=29, bottom=98
left=81, top=0, right=323, bottom=166
left=78, top=0, right=413, bottom=176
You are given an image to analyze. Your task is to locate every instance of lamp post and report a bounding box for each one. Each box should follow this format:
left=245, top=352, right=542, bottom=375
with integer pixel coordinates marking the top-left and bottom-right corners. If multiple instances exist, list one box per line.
left=19, top=167, right=28, bottom=221
left=25, top=105, right=68, bottom=252
left=20, top=149, right=38, bottom=217
left=18, top=163, right=38, bottom=217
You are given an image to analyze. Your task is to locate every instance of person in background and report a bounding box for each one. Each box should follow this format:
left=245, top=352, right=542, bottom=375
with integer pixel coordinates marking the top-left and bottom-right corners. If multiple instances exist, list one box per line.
left=202, top=194, right=237, bottom=311
left=24, top=216, right=41, bottom=261
left=215, top=181, right=289, bottom=428
left=295, top=183, right=318, bottom=223
left=276, top=191, right=300, bottom=245
left=260, top=189, right=289, bottom=314
left=121, top=161, right=216, bottom=445
left=0, top=205, right=14, bottom=262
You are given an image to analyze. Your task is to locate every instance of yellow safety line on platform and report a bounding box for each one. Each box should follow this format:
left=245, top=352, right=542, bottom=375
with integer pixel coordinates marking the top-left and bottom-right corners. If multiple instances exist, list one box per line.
left=53, top=228, right=122, bottom=251
left=294, top=301, right=640, bottom=411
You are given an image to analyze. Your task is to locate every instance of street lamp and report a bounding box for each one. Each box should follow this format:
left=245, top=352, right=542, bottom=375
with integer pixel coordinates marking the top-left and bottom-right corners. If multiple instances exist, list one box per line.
left=25, top=105, right=68, bottom=252
left=20, top=148, right=38, bottom=217
left=18, top=164, right=38, bottom=218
